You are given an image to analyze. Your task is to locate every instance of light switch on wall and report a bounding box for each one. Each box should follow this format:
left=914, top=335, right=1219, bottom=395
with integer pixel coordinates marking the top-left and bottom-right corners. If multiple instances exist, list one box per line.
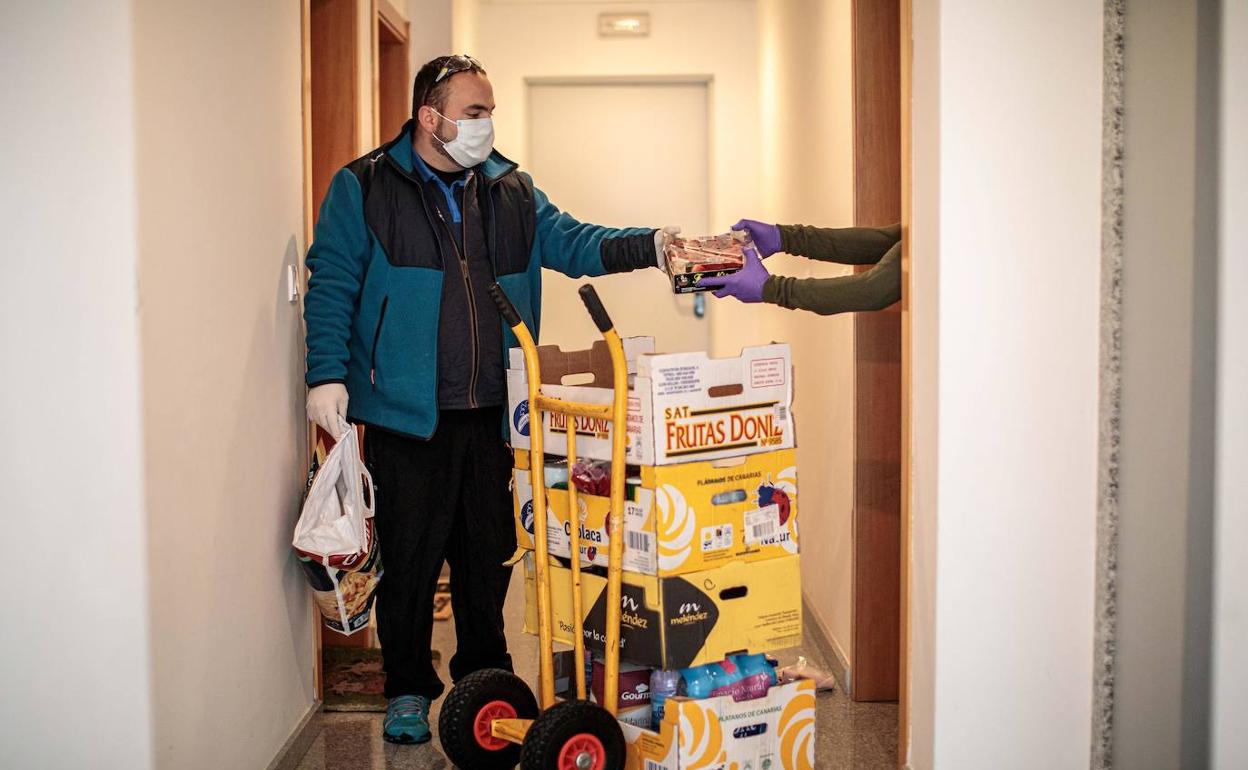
left=287, top=264, right=299, bottom=304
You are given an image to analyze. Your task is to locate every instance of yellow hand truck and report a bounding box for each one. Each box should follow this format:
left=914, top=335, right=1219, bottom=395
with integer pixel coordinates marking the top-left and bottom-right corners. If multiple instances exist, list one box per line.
left=438, top=283, right=632, bottom=770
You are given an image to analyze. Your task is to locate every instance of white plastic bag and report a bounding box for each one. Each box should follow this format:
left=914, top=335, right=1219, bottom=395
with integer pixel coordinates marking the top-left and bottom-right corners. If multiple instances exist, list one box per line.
left=293, top=421, right=381, bottom=634
left=294, top=420, right=373, bottom=560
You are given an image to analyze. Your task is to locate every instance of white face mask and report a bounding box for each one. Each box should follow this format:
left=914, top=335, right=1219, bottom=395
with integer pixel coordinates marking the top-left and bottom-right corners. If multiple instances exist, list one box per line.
left=431, top=108, right=494, bottom=168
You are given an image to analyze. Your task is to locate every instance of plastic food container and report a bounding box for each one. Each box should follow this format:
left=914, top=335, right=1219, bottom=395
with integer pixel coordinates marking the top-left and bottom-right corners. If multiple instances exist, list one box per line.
left=663, top=230, right=750, bottom=293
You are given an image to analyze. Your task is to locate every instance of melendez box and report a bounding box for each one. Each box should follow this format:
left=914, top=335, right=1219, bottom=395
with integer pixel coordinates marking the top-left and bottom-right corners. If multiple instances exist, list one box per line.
left=506, top=338, right=795, bottom=466
left=522, top=552, right=803, bottom=670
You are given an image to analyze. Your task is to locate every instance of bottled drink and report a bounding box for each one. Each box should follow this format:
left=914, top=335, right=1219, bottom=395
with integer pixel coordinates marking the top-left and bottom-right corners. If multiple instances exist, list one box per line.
left=727, top=653, right=777, bottom=700
left=649, top=669, right=681, bottom=729
left=677, top=664, right=715, bottom=699
left=707, top=659, right=742, bottom=696
left=731, top=653, right=778, bottom=685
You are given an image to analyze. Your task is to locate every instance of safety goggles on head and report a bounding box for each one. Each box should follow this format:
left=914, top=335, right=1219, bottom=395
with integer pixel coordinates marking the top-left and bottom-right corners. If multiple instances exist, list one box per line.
left=434, top=54, right=483, bottom=84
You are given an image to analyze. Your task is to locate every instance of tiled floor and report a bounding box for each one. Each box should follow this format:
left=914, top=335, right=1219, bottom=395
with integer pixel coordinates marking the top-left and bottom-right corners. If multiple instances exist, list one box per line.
left=291, top=569, right=897, bottom=769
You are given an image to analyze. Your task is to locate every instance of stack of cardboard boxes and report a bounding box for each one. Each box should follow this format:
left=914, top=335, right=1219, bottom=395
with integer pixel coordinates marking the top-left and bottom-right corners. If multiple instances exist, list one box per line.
left=507, top=338, right=815, bottom=769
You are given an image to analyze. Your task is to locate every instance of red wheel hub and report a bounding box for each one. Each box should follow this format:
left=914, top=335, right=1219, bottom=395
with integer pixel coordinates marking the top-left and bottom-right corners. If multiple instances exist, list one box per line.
left=557, top=732, right=606, bottom=770
left=473, top=700, right=517, bottom=751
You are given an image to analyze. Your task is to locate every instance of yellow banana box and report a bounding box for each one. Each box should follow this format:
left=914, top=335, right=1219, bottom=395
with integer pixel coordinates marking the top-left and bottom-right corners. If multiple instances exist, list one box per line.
left=512, top=448, right=799, bottom=577
left=522, top=552, right=803, bottom=669
left=506, top=339, right=795, bottom=466
left=621, top=679, right=818, bottom=770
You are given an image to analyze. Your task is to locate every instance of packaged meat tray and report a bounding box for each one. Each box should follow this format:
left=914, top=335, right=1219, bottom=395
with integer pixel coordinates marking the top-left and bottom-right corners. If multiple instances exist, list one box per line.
left=663, top=230, right=750, bottom=294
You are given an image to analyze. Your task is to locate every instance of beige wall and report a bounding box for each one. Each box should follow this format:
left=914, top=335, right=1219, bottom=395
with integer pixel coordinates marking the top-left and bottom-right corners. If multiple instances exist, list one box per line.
left=907, top=0, right=941, bottom=761
left=1212, top=0, right=1248, bottom=765
left=1114, top=0, right=1209, bottom=765
left=469, top=0, right=859, bottom=673
left=754, top=0, right=856, bottom=675
left=132, top=1, right=315, bottom=767
left=909, top=0, right=1103, bottom=766
left=475, top=0, right=761, bottom=238
left=453, top=0, right=482, bottom=55
left=408, top=0, right=454, bottom=79
left=0, top=3, right=155, bottom=767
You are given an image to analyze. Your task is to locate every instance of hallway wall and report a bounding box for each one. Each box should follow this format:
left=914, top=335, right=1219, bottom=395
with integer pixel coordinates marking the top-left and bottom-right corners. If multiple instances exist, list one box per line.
left=1113, top=0, right=1214, bottom=764
left=909, top=0, right=1103, bottom=766
left=471, top=0, right=860, bottom=679
left=753, top=0, right=857, bottom=681
left=0, top=3, right=155, bottom=768
left=132, top=1, right=315, bottom=768
left=474, top=0, right=762, bottom=243
left=408, top=0, right=453, bottom=81
left=1212, top=0, right=1248, bottom=764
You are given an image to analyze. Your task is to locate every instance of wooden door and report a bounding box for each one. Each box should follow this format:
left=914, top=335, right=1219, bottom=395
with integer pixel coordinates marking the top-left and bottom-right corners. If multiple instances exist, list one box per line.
left=310, top=0, right=360, bottom=226
left=850, top=0, right=903, bottom=703
left=373, top=0, right=410, bottom=144
left=304, top=0, right=367, bottom=674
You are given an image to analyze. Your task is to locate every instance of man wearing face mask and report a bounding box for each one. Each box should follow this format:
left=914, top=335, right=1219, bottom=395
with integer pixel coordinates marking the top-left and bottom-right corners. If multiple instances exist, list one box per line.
left=302, top=55, right=678, bottom=745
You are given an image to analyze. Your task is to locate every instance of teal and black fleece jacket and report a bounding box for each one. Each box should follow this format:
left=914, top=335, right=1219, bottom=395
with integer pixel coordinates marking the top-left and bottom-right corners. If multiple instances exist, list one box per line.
left=304, top=122, right=657, bottom=439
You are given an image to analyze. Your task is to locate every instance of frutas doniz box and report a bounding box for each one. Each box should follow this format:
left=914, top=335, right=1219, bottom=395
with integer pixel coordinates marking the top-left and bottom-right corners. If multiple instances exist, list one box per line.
left=620, top=679, right=818, bottom=770
left=506, top=338, right=794, bottom=466
left=521, top=552, right=803, bottom=670
left=512, top=448, right=798, bottom=577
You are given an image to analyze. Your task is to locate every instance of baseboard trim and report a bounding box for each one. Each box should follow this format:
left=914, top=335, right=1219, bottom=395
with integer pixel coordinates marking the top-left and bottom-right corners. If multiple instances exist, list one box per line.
left=802, top=593, right=853, bottom=695
left=266, top=700, right=322, bottom=770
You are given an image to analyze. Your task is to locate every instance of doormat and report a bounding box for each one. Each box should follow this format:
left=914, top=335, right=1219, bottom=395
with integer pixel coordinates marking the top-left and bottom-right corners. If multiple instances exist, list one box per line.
left=322, top=646, right=442, bottom=712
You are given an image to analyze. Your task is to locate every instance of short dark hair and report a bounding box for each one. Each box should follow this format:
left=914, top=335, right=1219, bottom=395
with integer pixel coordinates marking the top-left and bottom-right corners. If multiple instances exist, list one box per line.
left=411, top=55, right=487, bottom=120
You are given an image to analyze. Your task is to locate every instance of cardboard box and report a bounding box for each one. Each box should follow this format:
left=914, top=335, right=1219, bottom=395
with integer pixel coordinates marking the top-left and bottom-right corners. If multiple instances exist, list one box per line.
left=621, top=679, right=817, bottom=770
left=590, top=659, right=653, bottom=729
left=508, top=339, right=794, bottom=466
left=512, top=448, right=799, bottom=577
left=522, top=553, right=803, bottom=669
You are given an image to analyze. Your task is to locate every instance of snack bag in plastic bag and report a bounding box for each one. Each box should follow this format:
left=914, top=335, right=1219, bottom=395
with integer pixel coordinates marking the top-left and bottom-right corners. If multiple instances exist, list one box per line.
left=293, top=421, right=382, bottom=635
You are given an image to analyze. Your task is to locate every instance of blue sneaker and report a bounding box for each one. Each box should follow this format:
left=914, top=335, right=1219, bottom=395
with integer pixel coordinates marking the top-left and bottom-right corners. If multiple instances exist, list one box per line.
left=383, top=695, right=432, bottom=744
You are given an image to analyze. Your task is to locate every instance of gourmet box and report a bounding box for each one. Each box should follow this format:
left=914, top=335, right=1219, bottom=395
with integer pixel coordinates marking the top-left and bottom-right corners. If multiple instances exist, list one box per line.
left=507, top=339, right=794, bottom=466
left=512, top=448, right=799, bottom=577
left=521, top=552, right=803, bottom=669
left=621, top=679, right=817, bottom=770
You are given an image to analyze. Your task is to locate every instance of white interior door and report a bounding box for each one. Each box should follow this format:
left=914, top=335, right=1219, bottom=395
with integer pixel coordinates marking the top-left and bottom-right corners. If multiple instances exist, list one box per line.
left=527, top=80, right=711, bottom=353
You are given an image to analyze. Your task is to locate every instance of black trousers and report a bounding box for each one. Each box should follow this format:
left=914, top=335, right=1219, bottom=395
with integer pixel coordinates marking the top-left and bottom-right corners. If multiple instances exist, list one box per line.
left=363, top=407, right=517, bottom=700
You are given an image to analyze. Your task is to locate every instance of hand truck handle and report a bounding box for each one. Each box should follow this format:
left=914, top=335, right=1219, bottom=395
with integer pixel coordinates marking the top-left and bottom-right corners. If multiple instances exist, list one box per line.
left=578, top=284, right=614, bottom=334
left=488, top=283, right=524, bottom=329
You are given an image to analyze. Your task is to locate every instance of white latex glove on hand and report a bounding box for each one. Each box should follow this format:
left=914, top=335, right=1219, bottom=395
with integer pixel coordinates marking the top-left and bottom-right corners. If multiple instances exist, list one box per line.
left=307, top=383, right=349, bottom=437
left=654, top=226, right=682, bottom=271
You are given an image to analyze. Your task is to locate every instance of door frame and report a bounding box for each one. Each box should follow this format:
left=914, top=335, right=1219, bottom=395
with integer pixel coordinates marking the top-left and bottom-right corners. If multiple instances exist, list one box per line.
left=300, top=0, right=372, bottom=698
left=371, top=0, right=410, bottom=145
left=849, top=0, right=903, bottom=705
left=899, top=0, right=913, bottom=762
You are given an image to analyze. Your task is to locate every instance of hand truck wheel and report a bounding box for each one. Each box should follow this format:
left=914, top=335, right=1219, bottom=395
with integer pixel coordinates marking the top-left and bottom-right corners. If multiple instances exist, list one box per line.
left=520, top=699, right=626, bottom=770
left=438, top=668, right=538, bottom=769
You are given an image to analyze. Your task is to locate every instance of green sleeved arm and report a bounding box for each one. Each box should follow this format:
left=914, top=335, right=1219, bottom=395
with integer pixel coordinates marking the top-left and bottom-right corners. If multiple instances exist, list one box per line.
left=761, top=241, right=901, bottom=315
left=778, top=223, right=901, bottom=265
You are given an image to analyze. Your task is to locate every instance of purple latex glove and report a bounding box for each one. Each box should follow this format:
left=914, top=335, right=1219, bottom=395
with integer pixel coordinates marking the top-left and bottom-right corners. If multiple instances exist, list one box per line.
left=700, top=244, right=769, bottom=303
left=732, top=218, right=782, bottom=257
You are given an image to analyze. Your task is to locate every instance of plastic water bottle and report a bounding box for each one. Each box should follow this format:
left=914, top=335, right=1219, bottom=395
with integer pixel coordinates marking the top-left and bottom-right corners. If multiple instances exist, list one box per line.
left=708, top=659, right=745, bottom=697
left=728, top=653, right=777, bottom=700
left=678, top=664, right=715, bottom=699
left=650, top=669, right=681, bottom=729
left=732, top=653, right=778, bottom=686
